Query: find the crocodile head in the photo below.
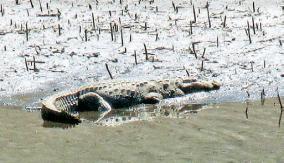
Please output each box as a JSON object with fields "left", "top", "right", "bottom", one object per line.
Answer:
{"left": 177, "top": 77, "right": 221, "bottom": 93}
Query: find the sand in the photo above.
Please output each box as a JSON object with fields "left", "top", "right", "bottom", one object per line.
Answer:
{"left": 0, "top": 0, "right": 282, "bottom": 103}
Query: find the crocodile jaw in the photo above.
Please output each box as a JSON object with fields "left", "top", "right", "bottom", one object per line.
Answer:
{"left": 179, "top": 81, "right": 221, "bottom": 93}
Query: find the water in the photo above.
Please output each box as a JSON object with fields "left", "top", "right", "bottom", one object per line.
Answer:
{"left": 0, "top": 98, "right": 284, "bottom": 162}
{"left": 78, "top": 103, "right": 204, "bottom": 126}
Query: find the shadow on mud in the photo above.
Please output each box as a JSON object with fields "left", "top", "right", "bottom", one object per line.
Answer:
{"left": 42, "top": 121, "right": 76, "bottom": 129}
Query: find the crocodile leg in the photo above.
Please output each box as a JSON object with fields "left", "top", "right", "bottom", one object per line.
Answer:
{"left": 169, "top": 88, "right": 185, "bottom": 97}
{"left": 142, "top": 92, "right": 163, "bottom": 104}
{"left": 78, "top": 92, "right": 112, "bottom": 122}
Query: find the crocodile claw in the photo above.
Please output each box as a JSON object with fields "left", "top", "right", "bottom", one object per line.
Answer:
{"left": 143, "top": 92, "right": 163, "bottom": 104}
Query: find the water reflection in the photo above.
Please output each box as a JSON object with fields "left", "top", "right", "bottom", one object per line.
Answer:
{"left": 42, "top": 103, "right": 205, "bottom": 128}
{"left": 87, "top": 103, "right": 205, "bottom": 126}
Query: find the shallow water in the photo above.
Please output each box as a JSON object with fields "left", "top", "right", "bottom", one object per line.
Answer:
{"left": 1, "top": 98, "right": 284, "bottom": 162}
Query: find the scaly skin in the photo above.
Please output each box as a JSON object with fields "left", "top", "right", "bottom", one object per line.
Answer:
{"left": 41, "top": 77, "right": 221, "bottom": 124}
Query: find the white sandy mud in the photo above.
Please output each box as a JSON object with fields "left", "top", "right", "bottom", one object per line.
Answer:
{"left": 0, "top": 0, "right": 283, "bottom": 105}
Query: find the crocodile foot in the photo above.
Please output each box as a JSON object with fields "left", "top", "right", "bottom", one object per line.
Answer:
{"left": 78, "top": 92, "right": 112, "bottom": 122}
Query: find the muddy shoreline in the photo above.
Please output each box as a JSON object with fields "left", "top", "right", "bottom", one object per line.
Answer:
{"left": 0, "top": 0, "right": 282, "bottom": 103}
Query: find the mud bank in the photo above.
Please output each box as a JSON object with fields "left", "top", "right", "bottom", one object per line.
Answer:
{"left": 0, "top": 0, "right": 282, "bottom": 105}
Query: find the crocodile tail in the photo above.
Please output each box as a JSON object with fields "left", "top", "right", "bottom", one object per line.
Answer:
{"left": 41, "top": 96, "right": 81, "bottom": 124}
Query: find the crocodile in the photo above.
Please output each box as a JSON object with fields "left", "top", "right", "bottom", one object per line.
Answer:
{"left": 41, "top": 77, "right": 221, "bottom": 124}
